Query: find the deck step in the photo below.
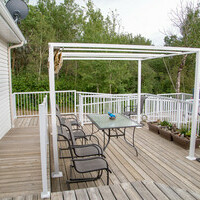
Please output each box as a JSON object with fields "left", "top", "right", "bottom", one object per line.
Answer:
{"left": 51, "top": 181, "right": 200, "bottom": 200}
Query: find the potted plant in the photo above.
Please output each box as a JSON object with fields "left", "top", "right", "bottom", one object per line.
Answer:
{"left": 147, "top": 120, "right": 161, "bottom": 134}
{"left": 172, "top": 125, "right": 200, "bottom": 149}
{"left": 158, "top": 121, "right": 173, "bottom": 141}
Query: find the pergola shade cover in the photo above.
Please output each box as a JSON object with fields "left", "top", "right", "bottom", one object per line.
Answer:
{"left": 48, "top": 43, "right": 200, "bottom": 177}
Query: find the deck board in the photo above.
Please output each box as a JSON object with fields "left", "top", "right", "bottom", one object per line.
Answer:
{"left": 50, "top": 181, "right": 200, "bottom": 200}
{"left": 0, "top": 126, "right": 43, "bottom": 198}
{"left": 1, "top": 117, "right": 200, "bottom": 199}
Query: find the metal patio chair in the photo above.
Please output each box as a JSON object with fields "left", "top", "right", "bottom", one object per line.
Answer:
{"left": 60, "top": 122, "right": 111, "bottom": 186}
{"left": 56, "top": 104, "right": 82, "bottom": 129}
{"left": 57, "top": 113, "right": 102, "bottom": 158}
{"left": 56, "top": 108, "right": 99, "bottom": 142}
{"left": 58, "top": 122, "right": 104, "bottom": 158}
{"left": 123, "top": 96, "right": 147, "bottom": 118}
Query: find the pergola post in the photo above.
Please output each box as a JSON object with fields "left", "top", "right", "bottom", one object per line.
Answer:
{"left": 187, "top": 51, "right": 200, "bottom": 160}
{"left": 49, "top": 44, "right": 63, "bottom": 177}
{"left": 137, "top": 60, "right": 141, "bottom": 124}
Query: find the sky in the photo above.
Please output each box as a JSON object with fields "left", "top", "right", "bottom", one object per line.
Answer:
{"left": 31, "top": 0, "right": 199, "bottom": 46}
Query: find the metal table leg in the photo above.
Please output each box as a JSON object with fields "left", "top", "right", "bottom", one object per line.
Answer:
{"left": 102, "top": 129, "right": 110, "bottom": 151}
{"left": 124, "top": 127, "right": 138, "bottom": 156}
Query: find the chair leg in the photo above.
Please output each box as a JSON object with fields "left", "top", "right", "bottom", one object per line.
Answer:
{"left": 66, "top": 170, "right": 103, "bottom": 185}
{"left": 59, "top": 147, "right": 71, "bottom": 159}
{"left": 107, "top": 170, "right": 109, "bottom": 185}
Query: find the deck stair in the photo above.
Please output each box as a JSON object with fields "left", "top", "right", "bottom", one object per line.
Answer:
{"left": 2, "top": 180, "right": 200, "bottom": 200}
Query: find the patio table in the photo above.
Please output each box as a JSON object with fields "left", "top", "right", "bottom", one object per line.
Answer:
{"left": 86, "top": 113, "right": 142, "bottom": 156}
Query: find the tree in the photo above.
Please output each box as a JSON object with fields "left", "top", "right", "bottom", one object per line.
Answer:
{"left": 164, "top": 2, "right": 200, "bottom": 93}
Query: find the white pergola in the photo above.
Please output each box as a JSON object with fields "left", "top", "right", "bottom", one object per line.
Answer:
{"left": 48, "top": 43, "right": 200, "bottom": 177}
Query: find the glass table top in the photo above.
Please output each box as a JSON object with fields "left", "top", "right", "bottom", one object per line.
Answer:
{"left": 87, "top": 114, "right": 141, "bottom": 130}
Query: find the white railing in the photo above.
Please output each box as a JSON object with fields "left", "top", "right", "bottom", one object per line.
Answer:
{"left": 13, "top": 90, "right": 198, "bottom": 130}
{"left": 78, "top": 93, "right": 145, "bottom": 125}
{"left": 158, "top": 93, "right": 192, "bottom": 101}
{"left": 13, "top": 90, "right": 76, "bottom": 117}
{"left": 145, "top": 95, "right": 191, "bottom": 128}
{"left": 39, "top": 95, "right": 50, "bottom": 199}
{"left": 78, "top": 92, "right": 198, "bottom": 129}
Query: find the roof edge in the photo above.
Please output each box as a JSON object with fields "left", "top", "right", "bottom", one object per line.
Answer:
{"left": 0, "top": 1, "right": 26, "bottom": 44}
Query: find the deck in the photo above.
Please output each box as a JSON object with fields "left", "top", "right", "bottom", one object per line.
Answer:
{"left": 52, "top": 121, "right": 200, "bottom": 195}
{"left": 0, "top": 125, "right": 42, "bottom": 198}
{"left": 51, "top": 181, "right": 200, "bottom": 200}
{"left": 1, "top": 116, "right": 200, "bottom": 199}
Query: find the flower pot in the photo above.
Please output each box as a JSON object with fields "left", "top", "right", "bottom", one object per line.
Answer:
{"left": 172, "top": 134, "right": 200, "bottom": 150}
{"left": 147, "top": 122, "right": 159, "bottom": 134}
{"left": 158, "top": 127, "right": 173, "bottom": 141}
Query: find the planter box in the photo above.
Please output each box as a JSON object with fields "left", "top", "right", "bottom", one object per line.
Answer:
{"left": 147, "top": 122, "right": 159, "bottom": 134}
{"left": 172, "top": 134, "right": 200, "bottom": 150}
{"left": 158, "top": 127, "right": 173, "bottom": 141}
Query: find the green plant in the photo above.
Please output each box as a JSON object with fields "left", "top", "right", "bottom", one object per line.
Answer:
{"left": 185, "top": 130, "right": 191, "bottom": 137}
{"left": 179, "top": 125, "right": 191, "bottom": 137}
{"left": 168, "top": 123, "right": 173, "bottom": 130}
{"left": 180, "top": 126, "right": 188, "bottom": 135}
{"left": 160, "top": 120, "right": 169, "bottom": 126}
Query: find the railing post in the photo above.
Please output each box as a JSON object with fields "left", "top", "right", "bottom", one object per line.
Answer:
{"left": 39, "top": 100, "right": 50, "bottom": 199}
{"left": 127, "top": 96, "right": 130, "bottom": 112}
{"left": 74, "top": 90, "right": 77, "bottom": 115}
{"left": 157, "top": 97, "right": 159, "bottom": 120}
{"left": 97, "top": 97, "right": 99, "bottom": 114}
{"left": 177, "top": 101, "right": 181, "bottom": 129}
{"left": 79, "top": 94, "right": 83, "bottom": 126}
{"left": 12, "top": 93, "right": 17, "bottom": 121}
{"left": 118, "top": 97, "right": 121, "bottom": 113}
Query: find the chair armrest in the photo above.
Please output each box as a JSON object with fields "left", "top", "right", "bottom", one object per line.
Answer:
{"left": 84, "top": 135, "right": 100, "bottom": 145}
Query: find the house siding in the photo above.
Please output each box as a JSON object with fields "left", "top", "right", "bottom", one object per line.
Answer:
{"left": 0, "top": 39, "right": 11, "bottom": 139}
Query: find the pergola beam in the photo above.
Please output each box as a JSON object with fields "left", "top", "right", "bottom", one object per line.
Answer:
{"left": 62, "top": 52, "right": 165, "bottom": 58}
{"left": 50, "top": 42, "right": 198, "bottom": 52}
{"left": 61, "top": 48, "right": 184, "bottom": 54}
{"left": 62, "top": 58, "right": 141, "bottom": 61}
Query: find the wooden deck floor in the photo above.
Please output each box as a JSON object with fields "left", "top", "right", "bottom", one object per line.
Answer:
{"left": 2, "top": 116, "right": 200, "bottom": 199}
{"left": 51, "top": 123, "right": 200, "bottom": 196}
{"left": 51, "top": 180, "right": 200, "bottom": 200}
{"left": 0, "top": 126, "right": 42, "bottom": 198}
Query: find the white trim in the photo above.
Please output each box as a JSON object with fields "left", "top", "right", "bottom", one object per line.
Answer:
{"left": 8, "top": 42, "right": 24, "bottom": 127}
{"left": 0, "top": 1, "right": 26, "bottom": 43}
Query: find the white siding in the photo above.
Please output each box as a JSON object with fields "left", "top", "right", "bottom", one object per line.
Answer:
{"left": 0, "top": 39, "right": 11, "bottom": 139}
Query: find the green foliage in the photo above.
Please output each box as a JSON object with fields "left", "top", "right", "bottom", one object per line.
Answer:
{"left": 179, "top": 125, "right": 191, "bottom": 137}
{"left": 12, "top": 0, "right": 196, "bottom": 95}
{"left": 163, "top": 3, "right": 200, "bottom": 93}
{"left": 160, "top": 120, "right": 170, "bottom": 126}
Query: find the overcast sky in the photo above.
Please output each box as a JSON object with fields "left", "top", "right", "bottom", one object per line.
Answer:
{"left": 31, "top": 0, "right": 199, "bottom": 45}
